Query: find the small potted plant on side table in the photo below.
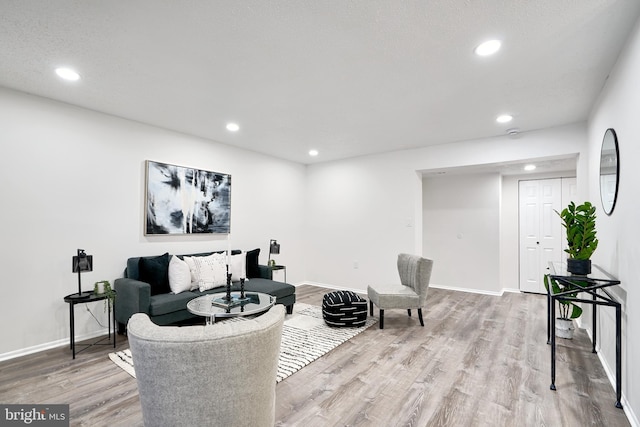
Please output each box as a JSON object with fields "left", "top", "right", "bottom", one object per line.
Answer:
{"left": 94, "top": 280, "right": 116, "bottom": 312}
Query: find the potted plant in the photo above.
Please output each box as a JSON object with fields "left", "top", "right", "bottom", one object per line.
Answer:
{"left": 544, "top": 274, "right": 583, "bottom": 339}
{"left": 557, "top": 201, "right": 598, "bottom": 275}
{"left": 94, "top": 280, "right": 116, "bottom": 312}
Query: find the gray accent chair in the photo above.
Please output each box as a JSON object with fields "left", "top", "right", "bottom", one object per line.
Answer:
{"left": 128, "top": 305, "right": 285, "bottom": 427}
{"left": 367, "top": 254, "right": 433, "bottom": 329}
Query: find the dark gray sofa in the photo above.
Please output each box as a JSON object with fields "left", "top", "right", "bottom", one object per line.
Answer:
{"left": 114, "top": 250, "right": 295, "bottom": 333}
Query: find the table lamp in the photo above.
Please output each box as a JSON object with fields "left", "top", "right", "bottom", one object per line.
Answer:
{"left": 69, "top": 249, "right": 93, "bottom": 300}
{"left": 268, "top": 239, "right": 280, "bottom": 266}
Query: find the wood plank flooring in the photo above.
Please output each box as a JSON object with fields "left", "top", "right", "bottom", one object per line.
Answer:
{"left": 0, "top": 285, "right": 629, "bottom": 426}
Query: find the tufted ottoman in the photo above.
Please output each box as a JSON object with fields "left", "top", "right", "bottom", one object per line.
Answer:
{"left": 322, "top": 291, "right": 368, "bottom": 327}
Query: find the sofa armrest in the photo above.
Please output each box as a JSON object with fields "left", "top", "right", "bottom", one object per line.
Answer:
{"left": 257, "top": 265, "right": 273, "bottom": 280}
{"left": 114, "top": 277, "right": 152, "bottom": 326}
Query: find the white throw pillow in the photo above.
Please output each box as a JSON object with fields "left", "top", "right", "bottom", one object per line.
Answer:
{"left": 191, "top": 253, "right": 227, "bottom": 291}
{"left": 230, "top": 252, "right": 246, "bottom": 281}
{"left": 182, "top": 256, "right": 199, "bottom": 290}
{"left": 168, "top": 256, "right": 192, "bottom": 294}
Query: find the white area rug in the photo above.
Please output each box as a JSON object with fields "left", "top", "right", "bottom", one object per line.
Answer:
{"left": 109, "top": 303, "right": 377, "bottom": 383}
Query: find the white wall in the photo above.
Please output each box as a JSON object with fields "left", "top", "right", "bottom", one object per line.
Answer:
{"left": 305, "top": 122, "right": 588, "bottom": 294}
{"left": 423, "top": 173, "right": 501, "bottom": 293}
{"left": 304, "top": 158, "right": 422, "bottom": 289}
{"left": 0, "top": 88, "right": 307, "bottom": 358}
{"left": 588, "top": 17, "right": 640, "bottom": 424}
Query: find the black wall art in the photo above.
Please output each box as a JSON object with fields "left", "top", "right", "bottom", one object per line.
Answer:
{"left": 145, "top": 160, "right": 231, "bottom": 235}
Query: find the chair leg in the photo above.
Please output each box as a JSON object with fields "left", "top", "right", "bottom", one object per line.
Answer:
{"left": 418, "top": 308, "right": 424, "bottom": 326}
{"left": 407, "top": 309, "right": 412, "bottom": 317}
{"left": 379, "top": 309, "right": 384, "bottom": 329}
{"left": 369, "top": 300, "right": 373, "bottom": 316}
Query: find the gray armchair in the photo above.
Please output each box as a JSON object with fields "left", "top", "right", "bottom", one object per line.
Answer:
{"left": 127, "top": 305, "right": 285, "bottom": 427}
{"left": 367, "top": 254, "right": 433, "bottom": 329}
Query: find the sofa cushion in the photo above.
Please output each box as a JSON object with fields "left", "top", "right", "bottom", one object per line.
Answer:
{"left": 243, "top": 277, "right": 293, "bottom": 299}
{"left": 246, "top": 248, "right": 260, "bottom": 278}
{"left": 148, "top": 291, "right": 199, "bottom": 317}
{"left": 139, "top": 253, "right": 171, "bottom": 296}
{"left": 192, "top": 285, "right": 227, "bottom": 297}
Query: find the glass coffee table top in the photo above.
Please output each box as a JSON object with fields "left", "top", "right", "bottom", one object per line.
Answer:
{"left": 187, "top": 292, "right": 275, "bottom": 324}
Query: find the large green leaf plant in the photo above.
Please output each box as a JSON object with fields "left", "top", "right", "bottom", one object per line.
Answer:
{"left": 558, "top": 201, "right": 598, "bottom": 260}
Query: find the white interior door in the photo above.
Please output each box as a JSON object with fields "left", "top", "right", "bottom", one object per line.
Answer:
{"left": 519, "top": 179, "right": 562, "bottom": 293}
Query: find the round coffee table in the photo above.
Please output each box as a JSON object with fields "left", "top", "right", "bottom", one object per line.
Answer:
{"left": 187, "top": 292, "right": 275, "bottom": 324}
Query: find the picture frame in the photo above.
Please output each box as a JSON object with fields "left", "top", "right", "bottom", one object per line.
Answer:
{"left": 145, "top": 160, "right": 231, "bottom": 235}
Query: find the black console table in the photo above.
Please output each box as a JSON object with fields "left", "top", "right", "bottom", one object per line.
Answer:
{"left": 547, "top": 262, "right": 622, "bottom": 408}
{"left": 63, "top": 291, "right": 116, "bottom": 359}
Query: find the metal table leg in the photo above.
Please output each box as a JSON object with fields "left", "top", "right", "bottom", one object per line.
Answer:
{"left": 70, "top": 302, "right": 76, "bottom": 359}
{"left": 616, "top": 304, "right": 622, "bottom": 408}
{"left": 550, "top": 295, "right": 556, "bottom": 391}
{"left": 592, "top": 291, "right": 597, "bottom": 353}
{"left": 547, "top": 289, "right": 551, "bottom": 344}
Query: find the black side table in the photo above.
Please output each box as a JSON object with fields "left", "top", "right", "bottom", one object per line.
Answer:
{"left": 63, "top": 291, "right": 116, "bottom": 359}
{"left": 270, "top": 265, "right": 287, "bottom": 283}
{"left": 547, "top": 262, "right": 622, "bottom": 408}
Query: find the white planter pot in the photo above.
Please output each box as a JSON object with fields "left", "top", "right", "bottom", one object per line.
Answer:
{"left": 96, "top": 282, "right": 105, "bottom": 294}
{"left": 555, "top": 318, "right": 574, "bottom": 339}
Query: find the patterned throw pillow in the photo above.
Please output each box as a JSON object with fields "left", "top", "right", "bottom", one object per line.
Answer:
{"left": 190, "top": 253, "right": 227, "bottom": 292}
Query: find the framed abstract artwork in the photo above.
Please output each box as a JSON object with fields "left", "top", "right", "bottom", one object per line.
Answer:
{"left": 145, "top": 160, "right": 231, "bottom": 235}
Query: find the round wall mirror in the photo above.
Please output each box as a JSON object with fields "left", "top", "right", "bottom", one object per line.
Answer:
{"left": 599, "top": 128, "right": 619, "bottom": 215}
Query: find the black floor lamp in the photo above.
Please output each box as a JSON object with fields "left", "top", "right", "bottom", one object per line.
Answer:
{"left": 69, "top": 249, "right": 93, "bottom": 300}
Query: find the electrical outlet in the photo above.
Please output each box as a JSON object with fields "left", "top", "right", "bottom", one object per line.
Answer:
{"left": 353, "top": 261, "right": 359, "bottom": 269}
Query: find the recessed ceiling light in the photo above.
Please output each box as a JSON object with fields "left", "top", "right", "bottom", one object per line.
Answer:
{"left": 524, "top": 164, "right": 536, "bottom": 171}
{"left": 475, "top": 40, "right": 502, "bottom": 56}
{"left": 496, "top": 114, "right": 513, "bottom": 123}
{"left": 309, "top": 149, "right": 319, "bottom": 157}
{"left": 226, "top": 123, "right": 239, "bottom": 132}
{"left": 55, "top": 67, "right": 80, "bottom": 81}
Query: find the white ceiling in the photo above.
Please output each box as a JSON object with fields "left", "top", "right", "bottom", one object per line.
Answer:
{"left": 1, "top": 1, "right": 639, "bottom": 165}
{"left": 420, "top": 154, "right": 578, "bottom": 177}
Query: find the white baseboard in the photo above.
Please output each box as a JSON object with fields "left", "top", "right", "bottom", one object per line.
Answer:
{"left": 590, "top": 337, "right": 638, "bottom": 427}
{"left": 429, "top": 283, "right": 504, "bottom": 296}
{"left": 0, "top": 328, "right": 111, "bottom": 362}
{"left": 298, "top": 281, "right": 519, "bottom": 297}
{"left": 298, "top": 281, "right": 367, "bottom": 296}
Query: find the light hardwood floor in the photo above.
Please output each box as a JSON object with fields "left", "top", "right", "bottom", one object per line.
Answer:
{"left": 0, "top": 285, "right": 629, "bottom": 426}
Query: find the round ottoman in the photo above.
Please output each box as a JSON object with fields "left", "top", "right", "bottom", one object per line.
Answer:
{"left": 322, "top": 290, "right": 368, "bottom": 327}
